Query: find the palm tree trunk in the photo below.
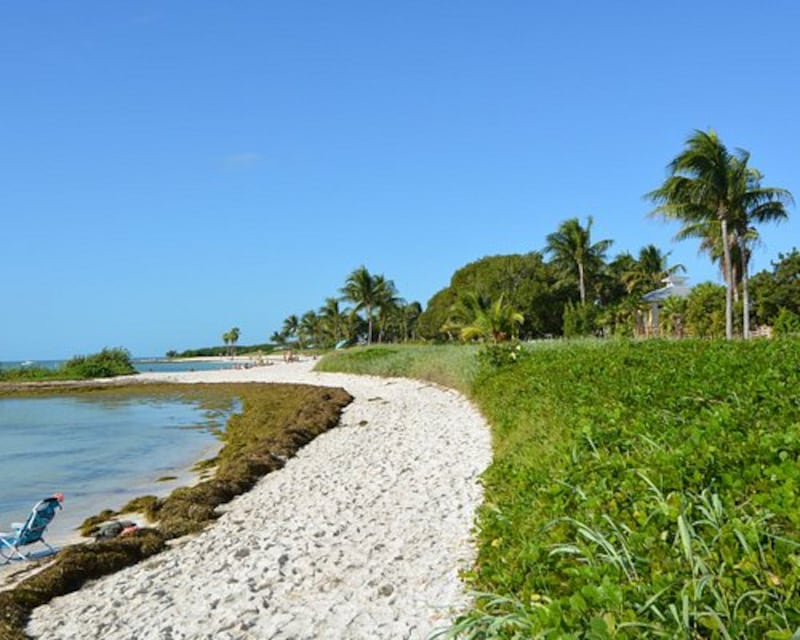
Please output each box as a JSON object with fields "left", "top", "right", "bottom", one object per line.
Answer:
{"left": 578, "top": 261, "right": 586, "bottom": 304}
{"left": 366, "top": 304, "right": 373, "bottom": 345}
{"left": 742, "top": 249, "right": 751, "bottom": 340}
{"left": 720, "top": 216, "right": 734, "bottom": 340}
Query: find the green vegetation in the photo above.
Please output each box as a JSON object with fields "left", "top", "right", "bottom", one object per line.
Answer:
{"left": 272, "top": 265, "right": 422, "bottom": 349}
{"left": 319, "top": 340, "right": 800, "bottom": 638}
{"left": 263, "top": 129, "right": 792, "bottom": 347}
{"left": 315, "top": 343, "right": 478, "bottom": 395}
{"left": 545, "top": 216, "right": 613, "bottom": 306}
{"left": 751, "top": 250, "right": 800, "bottom": 329}
{"left": 0, "top": 348, "right": 136, "bottom": 382}
{"left": 648, "top": 129, "right": 793, "bottom": 340}
{"left": 167, "top": 342, "right": 275, "bottom": 358}
{"left": 0, "top": 382, "right": 352, "bottom": 640}
{"left": 221, "top": 326, "right": 241, "bottom": 357}
{"left": 417, "top": 253, "right": 564, "bottom": 341}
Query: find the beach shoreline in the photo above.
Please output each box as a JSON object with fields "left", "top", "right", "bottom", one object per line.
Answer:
{"left": 0, "top": 427, "right": 224, "bottom": 591}
{"left": 16, "top": 357, "right": 492, "bottom": 639}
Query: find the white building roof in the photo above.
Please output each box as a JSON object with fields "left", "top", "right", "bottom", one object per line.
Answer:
{"left": 642, "top": 275, "right": 692, "bottom": 303}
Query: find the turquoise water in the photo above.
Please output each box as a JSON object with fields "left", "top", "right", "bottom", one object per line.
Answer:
{"left": 1, "top": 358, "right": 244, "bottom": 373}
{"left": 0, "top": 394, "right": 234, "bottom": 543}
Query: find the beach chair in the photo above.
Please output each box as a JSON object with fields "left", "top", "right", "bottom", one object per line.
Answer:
{"left": 0, "top": 494, "right": 63, "bottom": 563}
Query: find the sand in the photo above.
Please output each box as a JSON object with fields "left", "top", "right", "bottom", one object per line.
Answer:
{"left": 24, "top": 358, "right": 492, "bottom": 639}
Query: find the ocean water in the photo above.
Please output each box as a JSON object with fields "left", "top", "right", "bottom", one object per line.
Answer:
{"left": 0, "top": 393, "right": 235, "bottom": 543}
{"left": 1, "top": 358, "right": 244, "bottom": 373}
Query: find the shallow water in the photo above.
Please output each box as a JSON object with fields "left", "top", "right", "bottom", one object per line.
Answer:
{"left": 1, "top": 358, "right": 245, "bottom": 373}
{"left": 0, "top": 394, "right": 233, "bottom": 543}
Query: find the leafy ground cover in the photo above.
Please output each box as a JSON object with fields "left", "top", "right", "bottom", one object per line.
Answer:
{"left": 318, "top": 340, "right": 800, "bottom": 638}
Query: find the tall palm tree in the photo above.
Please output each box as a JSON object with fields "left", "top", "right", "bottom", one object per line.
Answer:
{"left": 373, "top": 274, "right": 402, "bottom": 343}
{"left": 730, "top": 167, "right": 792, "bottom": 337}
{"left": 229, "top": 327, "right": 240, "bottom": 357}
{"left": 298, "top": 311, "right": 321, "bottom": 348}
{"left": 648, "top": 129, "right": 792, "bottom": 339}
{"left": 221, "top": 331, "right": 231, "bottom": 356}
{"left": 281, "top": 314, "right": 299, "bottom": 343}
{"left": 341, "top": 266, "right": 383, "bottom": 344}
{"left": 319, "top": 297, "right": 349, "bottom": 346}
{"left": 400, "top": 301, "right": 423, "bottom": 342}
{"left": 545, "top": 216, "right": 613, "bottom": 304}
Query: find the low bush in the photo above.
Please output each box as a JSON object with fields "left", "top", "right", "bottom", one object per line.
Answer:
{"left": 61, "top": 347, "right": 136, "bottom": 378}
{"left": 0, "top": 348, "right": 135, "bottom": 383}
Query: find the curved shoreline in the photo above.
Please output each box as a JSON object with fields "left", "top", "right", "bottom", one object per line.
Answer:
{"left": 26, "top": 359, "right": 492, "bottom": 639}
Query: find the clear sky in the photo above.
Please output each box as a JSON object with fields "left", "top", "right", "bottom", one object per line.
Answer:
{"left": 3, "top": 2, "right": 799, "bottom": 360}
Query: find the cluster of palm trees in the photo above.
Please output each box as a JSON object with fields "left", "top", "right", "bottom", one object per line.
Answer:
{"left": 511, "top": 130, "right": 792, "bottom": 340}
{"left": 648, "top": 129, "right": 793, "bottom": 339}
{"left": 271, "top": 266, "right": 422, "bottom": 349}
{"left": 221, "top": 327, "right": 240, "bottom": 356}
{"left": 269, "top": 130, "right": 791, "bottom": 347}
{"left": 543, "top": 220, "right": 685, "bottom": 306}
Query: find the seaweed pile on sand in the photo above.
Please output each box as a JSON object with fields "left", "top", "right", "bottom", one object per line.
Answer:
{"left": 0, "top": 383, "right": 352, "bottom": 640}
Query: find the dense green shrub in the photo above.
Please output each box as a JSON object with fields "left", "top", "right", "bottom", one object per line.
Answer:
{"left": 562, "top": 301, "right": 597, "bottom": 337}
{"left": 0, "top": 348, "right": 136, "bottom": 382}
{"left": 774, "top": 308, "right": 800, "bottom": 336}
{"left": 685, "top": 283, "right": 727, "bottom": 338}
{"left": 61, "top": 347, "right": 136, "bottom": 378}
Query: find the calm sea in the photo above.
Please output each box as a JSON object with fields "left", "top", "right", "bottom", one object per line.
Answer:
{"left": 2, "top": 358, "right": 243, "bottom": 373}
{"left": 0, "top": 392, "right": 235, "bottom": 544}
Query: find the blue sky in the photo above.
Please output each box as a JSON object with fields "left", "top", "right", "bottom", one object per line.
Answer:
{"left": 3, "top": 2, "right": 799, "bottom": 359}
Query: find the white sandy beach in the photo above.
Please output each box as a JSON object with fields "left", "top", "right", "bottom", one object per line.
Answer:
{"left": 23, "top": 358, "right": 492, "bottom": 639}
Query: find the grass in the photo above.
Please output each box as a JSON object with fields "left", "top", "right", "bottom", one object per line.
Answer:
{"left": 319, "top": 339, "right": 800, "bottom": 639}
{"left": 315, "top": 343, "right": 480, "bottom": 394}
{"left": 0, "top": 382, "right": 352, "bottom": 640}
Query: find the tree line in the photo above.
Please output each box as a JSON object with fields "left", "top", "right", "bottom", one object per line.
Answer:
{"left": 271, "top": 129, "right": 794, "bottom": 347}
{"left": 271, "top": 266, "right": 423, "bottom": 349}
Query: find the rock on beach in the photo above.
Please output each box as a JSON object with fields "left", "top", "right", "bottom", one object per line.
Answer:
{"left": 27, "top": 359, "right": 492, "bottom": 639}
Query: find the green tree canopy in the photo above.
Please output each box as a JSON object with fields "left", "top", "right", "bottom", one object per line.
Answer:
{"left": 544, "top": 216, "right": 612, "bottom": 304}
{"left": 417, "top": 252, "right": 563, "bottom": 340}
{"left": 750, "top": 249, "right": 800, "bottom": 326}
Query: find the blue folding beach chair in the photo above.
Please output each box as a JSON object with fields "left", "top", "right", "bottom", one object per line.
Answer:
{"left": 0, "top": 494, "right": 63, "bottom": 563}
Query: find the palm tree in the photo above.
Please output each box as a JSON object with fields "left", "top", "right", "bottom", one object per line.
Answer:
{"left": 730, "top": 167, "right": 792, "bottom": 338}
{"left": 221, "top": 331, "right": 231, "bottom": 356}
{"left": 622, "top": 245, "right": 685, "bottom": 296}
{"left": 545, "top": 217, "right": 613, "bottom": 304}
{"left": 444, "top": 292, "right": 524, "bottom": 343}
{"left": 341, "top": 266, "right": 383, "bottom": 344}
{"left": 319, "top": 297, "right": 349, "bottom": 346}
{"left": 229, "top": 327, "right": 240, "bottom": 357}
{"left": 270, "top": 330, "right": 287, "bottom": 347}
{"left": 373, "top": 274, "right": 403, "bottom": 343}
{"left": 648, "top": 130, "right": 792, "bottom": 339}
{"left": 400, "top": 301, "right": 423, "bottom": 342}
{"left": 298, "top": 311, "right": 321, "bottom": 348}
{"left": 281, "top": 314, "right": 299, "bottom": 343}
